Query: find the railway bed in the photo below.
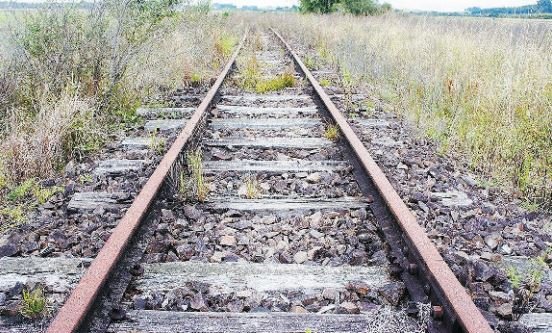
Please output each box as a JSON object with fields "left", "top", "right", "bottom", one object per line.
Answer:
{"left": 2, "top": 29, "right": 543, "bottom": 333}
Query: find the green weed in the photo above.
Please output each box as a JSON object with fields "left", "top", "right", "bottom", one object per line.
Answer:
{"left": 304, "top": 56, "right": 317, "bottom": 70}
{"left": 148, "top": 130, "right": 165, "bottom": 154}
{"left": 20, "top": 288, "right": 49, "bottom": 319}
{"left": 190, "top": 73, "right": 203, "bottom": 86}
{"left": 254, "top": 73, "right": 295, "bottom": 93}
{"left": 7, "top": 179, "right": 37, "bottom": 202}
{"left": 187, "top": 149, "right": 208, "bottom": 202}
{"left": 506, "top": 266, "right": 522, "bottom": 289}
{"left": 215, "top": 34, "right": 236, "bottom": 59}
{"left": 324, "top": 123, "right": 341, "bottom": 141}
{"left": 78, "top": 174, "right": 93, "bottom": 184}
{"left": 240, "top": 54, "right": 261, "bottom": 90}
{"left": 319, "top": 78, "right": 331, "bottom": 87}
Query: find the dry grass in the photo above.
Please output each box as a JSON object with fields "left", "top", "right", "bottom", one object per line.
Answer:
{"left": 0, "top": 6, "right": 243, "bottom": 232}
{"left": 256, "top": 13, "right": 552, "bottom": 207}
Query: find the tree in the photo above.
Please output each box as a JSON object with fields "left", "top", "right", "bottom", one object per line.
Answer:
{"left": 537, "top": 0, "right": 552, "bottom": 13}
{"left": 299, "top": 0, "right": 340, "bottom": 14}
{"left": 341, "top": 0, "right": 379, "bottom": 15}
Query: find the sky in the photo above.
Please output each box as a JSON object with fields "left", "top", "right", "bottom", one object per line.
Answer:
{"left": 214, "top": 0, "right": 537, "bottom": 12}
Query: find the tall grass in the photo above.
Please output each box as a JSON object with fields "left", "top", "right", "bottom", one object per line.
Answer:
{"left": 0, "top": 4, "right": 243, "bottom": 228}
{"left": 260, "top": 13, "right": 552, "bottom": 207}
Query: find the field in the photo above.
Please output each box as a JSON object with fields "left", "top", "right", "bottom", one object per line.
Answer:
{"left": 259, "top": 13, "right": 552, "bottom": 206}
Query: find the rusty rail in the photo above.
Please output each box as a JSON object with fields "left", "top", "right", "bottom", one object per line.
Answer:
{"left": 271, "top": 28, "right": 493, "bottom": 333}
{"left": 45, "top": 30, "right": 248, "bottom": 333}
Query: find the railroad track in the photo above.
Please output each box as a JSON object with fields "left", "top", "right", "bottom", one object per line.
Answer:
{"left": 0, "top": 30, "right": 500, "bottom": 333}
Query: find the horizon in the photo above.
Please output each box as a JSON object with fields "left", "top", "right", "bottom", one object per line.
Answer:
{"left": 4, "top": 0, "right": 541, "bottom": 12}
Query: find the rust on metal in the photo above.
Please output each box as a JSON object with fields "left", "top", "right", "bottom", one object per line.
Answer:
{"left": 45, "top": 31, "right": 248, "bottom": 333}
{"left": 271, "top": 28, "right": 494, "bottom": 333}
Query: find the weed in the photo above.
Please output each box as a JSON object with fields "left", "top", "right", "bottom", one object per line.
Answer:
{"left": 178, "top": 171, "right": 187, "bottom": 198}
{"left": 303, "top": 56, "right": 317, "bottom": 70}
{"left": 324, "top": 123, "right": 340, "bottom": 141}
{"left": 7, "top": 179, "right": 37, "bottom": 202}
{"left": 20, "top": 288, "right": 49, "bottom": 319}
{"left": 243, "top": 174, "right": 260, "bottom": 199}
{"left": 240, "top": 54, "right": 261, "bottom": 90}
{"left": 506, "top": 265, "right": 522, "bottom": 289}
{"left": 190, "top": 73, "right": 203, "bottom": 86}
{"left": 254, "top": 73, "right": 295, "bottom": 93}
{"left": 33, "top": 186, "right": 62, "bottom": 205}
{"left": 78, "top": 174, "right": 93, "bottom": 184}
{"left": 187, "top": 149, "right": 208, "bottom": 202}
{"left": 148, "top": 130, "right": 165, "bottom": 154}
{"left": 0, "top": 172, "right": 6, "bottom": 191}
{"left": 215, "top": 34, "right": 236, "bottom": 60}
{"left": 319, "top": 78, "right": 331, "bottom": 87}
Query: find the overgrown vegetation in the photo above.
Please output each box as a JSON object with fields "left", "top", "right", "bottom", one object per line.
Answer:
{"left": 266, "top": 13, "right": 552, "bottom": 208}
{"left": 238, "top": 54, "right": 296, "bottom": 93}
{"left": 0, "top": 3, "right": 242, "bottom": 231}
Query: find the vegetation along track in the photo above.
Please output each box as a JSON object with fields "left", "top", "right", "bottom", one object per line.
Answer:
{"left": 1, "top": 29, "right": 520, "bottom": 333}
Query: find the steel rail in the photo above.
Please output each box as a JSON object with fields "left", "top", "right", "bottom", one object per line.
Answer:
{"left": 271, "top": 28, "right": 493, "bottom": 333}
{"left": 45, "top": 30, "right": 249, "bottom": 333}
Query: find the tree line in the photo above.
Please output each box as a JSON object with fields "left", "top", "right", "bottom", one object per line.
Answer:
{"left": 466, "top": 0, "right": 552, "bottom": 16}
{"left": 299, "top": 0, "right": 391, "bottom": 15}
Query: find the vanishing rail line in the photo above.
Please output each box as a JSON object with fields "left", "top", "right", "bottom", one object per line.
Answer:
{"left": 36, "top": 29, "right": 494, "bottom": 333}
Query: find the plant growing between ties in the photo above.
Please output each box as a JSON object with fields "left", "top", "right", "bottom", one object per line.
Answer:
{"left": 243, "top": 174, "right": 260, "bottom": 199}
{"left": 20, "top": 288, "right": 49, "bottom": 319}
{"left": 187, "top": 149, "right": 208, "bottom": 202}
{"left": 324, "top": 122, "right": 341, "bottom": 141}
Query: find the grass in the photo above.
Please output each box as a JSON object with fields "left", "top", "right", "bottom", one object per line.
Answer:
{"left": 324, "top": 123, "right": 341, "bottom": 141}
{"left": 20, "top": 288, "right": 49, "bottom": 319}
{"left": 254, "top": 73, "right": 295, "bottom": 93}
{"left": 261, "top": 13, "right": 552, "bottom": 208}
{"left": 243, "top": 174, "right": 260, "bottom": 199}
{"left": 187, "top": 149, "right": 208, "bottom": 202}
{"left": 0, "top": 6, "right": 243, "bottom": 233}
{"left": 148, "top": 130, "right": 165, "bottom": 154}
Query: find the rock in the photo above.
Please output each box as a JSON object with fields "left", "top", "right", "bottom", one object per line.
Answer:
{"left": 309, "top": 212, "right": 322, "bottom": 227}
{"left": 317, "top": 304, "right": 336, "bottom": 314}
{"left": 309, "top": 230, "right": 324, "bottom": 239}
{"left": 190, "top": 293, "right": 208, "bottom": 311}
{"left": 210, "top": 251, "right": 224, "bottom": 262}
{"left": 293, "top": 251, "right": 308, "bottom": 264}
{"left": 0, "top": 240, "right": 18, "bottom": 258}
{"left": 219, "top": 235, "right": 236, "bottom": 247}
{"left": 176, "top": 244, "right": 195, "bottom": 260}
{"left": 378, "top": 282, "right": 406, "bottom": 306}
{"left": 227, "top": 300, "right": 244, "bottom": 312}
{"left": 133, "top": 296, "right": 147, "bottom": 310}
{"left": 495, "top": 303, "right": 513, "bottom": 319}
{"left": 346, "top": 281, "right": 370, "bottom": 297}
{"left": 306, "top": 173, "right": 321, "bottom": 183}
{"left": 484, "top": 233, "right": 501, "bottom": 250}
{"left": 338, "top": 301, "right": 360, "bottom": 314}
{"left": 290, "top": 305, "right": 308, "bottom": 314}
{"left": 161, "top": 209, "right": 175, "bottom": 222}
{"left": 183, "top": 205, "right": 202, "bottom": 221}
{"left": 474, "top": 260, "right": 496, "bottom": 282}
{"left": 322, "top": 288, "right": 340, "bottom": 301}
